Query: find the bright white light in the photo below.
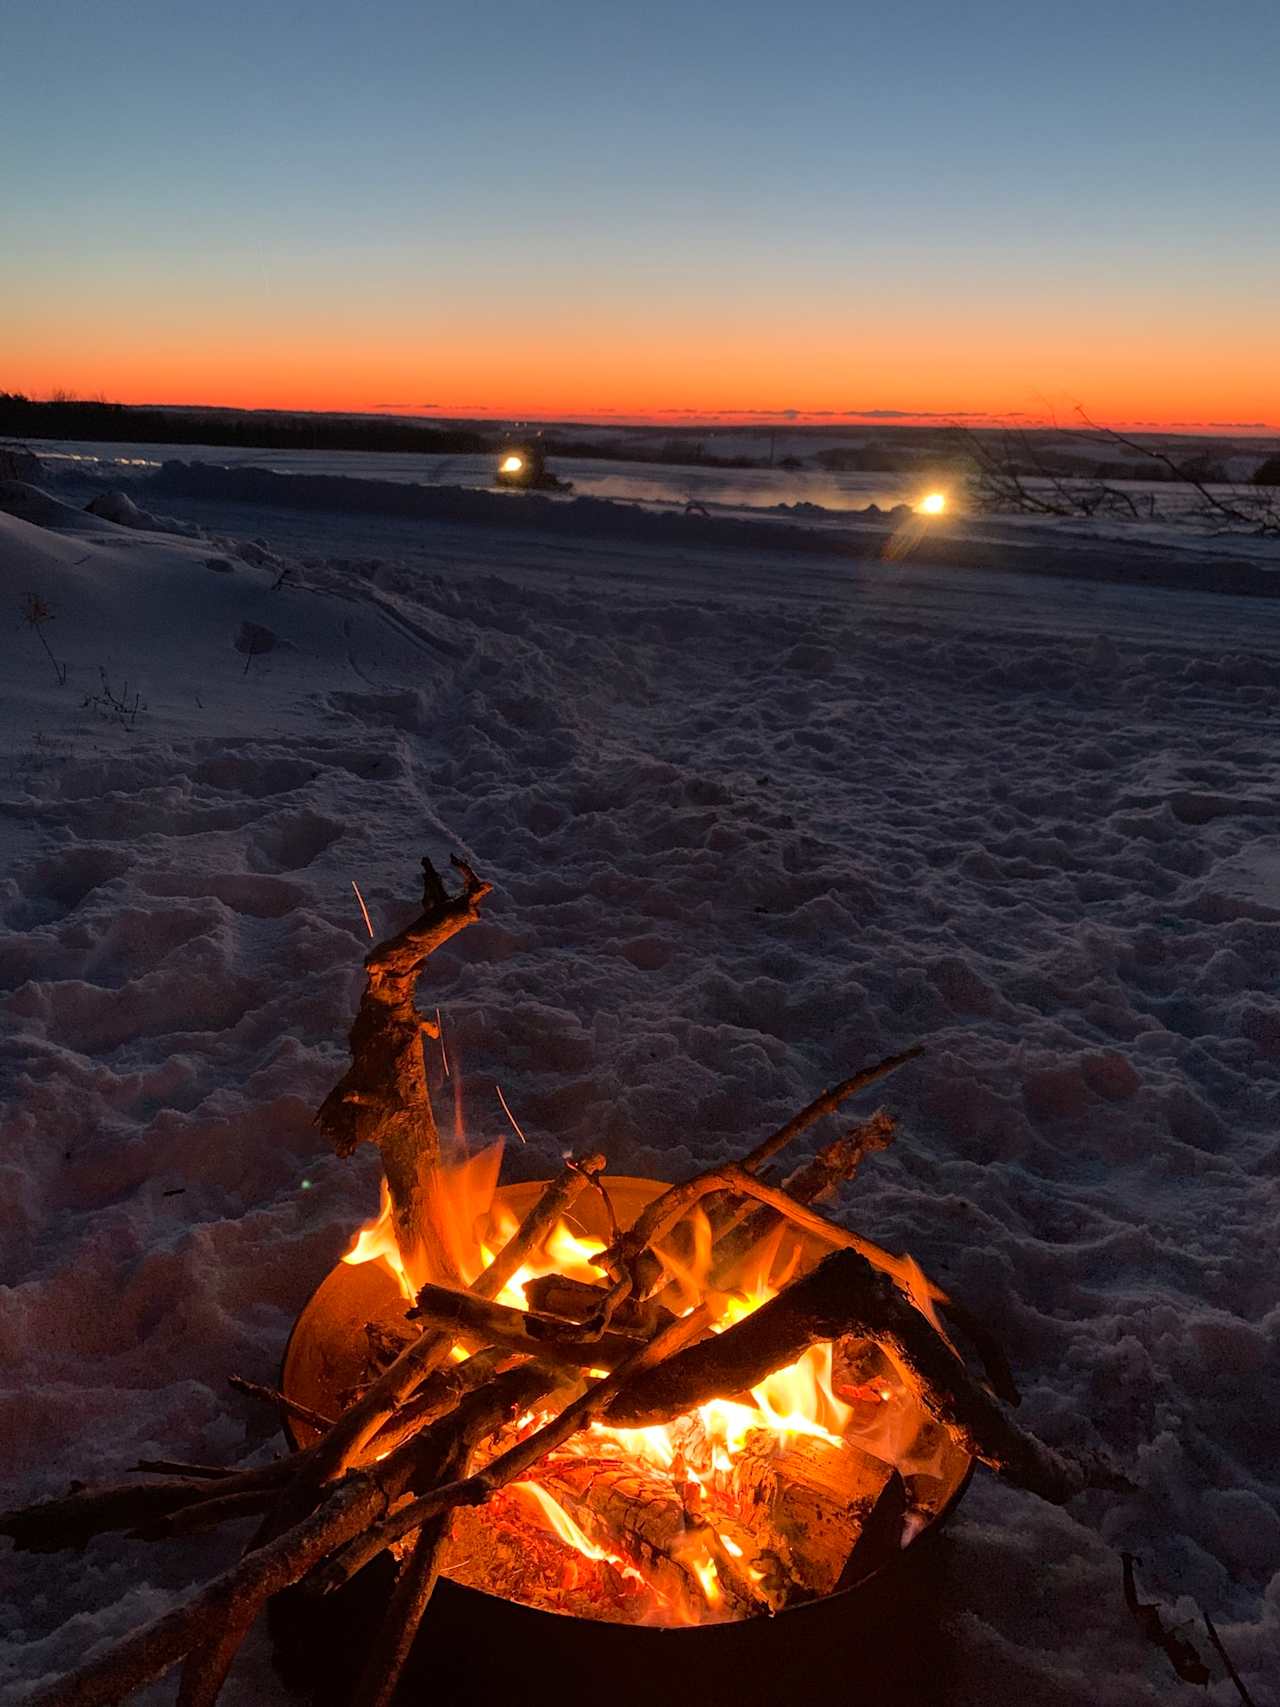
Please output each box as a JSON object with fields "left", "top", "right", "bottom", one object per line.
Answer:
{"left": 501, "top": 454, "right": 524, "bottom": 474}
{"left": 918, "top": 492, "right": 947, "bottom": 515}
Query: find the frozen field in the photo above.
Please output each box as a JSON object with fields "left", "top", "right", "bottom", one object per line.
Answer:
{"left": 1, "top": 468, "right": 1278, "bottom": 1703}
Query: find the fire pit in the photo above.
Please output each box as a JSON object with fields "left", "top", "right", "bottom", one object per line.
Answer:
{"left": 283, "top": 1169, "right": 972, "bottom": 1613}
{"left": 8, "top": 857, "right": 1106, "bottom": 1707}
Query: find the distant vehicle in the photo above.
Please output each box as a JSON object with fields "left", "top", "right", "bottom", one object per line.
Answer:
{"left": 495, "top": 443, "right": 573, "bottom": 493}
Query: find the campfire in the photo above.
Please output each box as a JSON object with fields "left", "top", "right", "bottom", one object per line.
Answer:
{"left": 5, "top": 857, "right": 1118, "bottom": 1707}
{"left": 286, "top": 1158, "right": 972, "bottom": 1630}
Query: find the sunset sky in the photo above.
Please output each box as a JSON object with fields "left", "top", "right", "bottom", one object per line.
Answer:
{"left": 4, "top": 0, "right": 1278, "bottom": 428}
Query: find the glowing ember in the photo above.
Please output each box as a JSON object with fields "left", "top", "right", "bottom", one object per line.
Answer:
{"left": 511, "top": 1481, "right": 649, "bottom": 1589}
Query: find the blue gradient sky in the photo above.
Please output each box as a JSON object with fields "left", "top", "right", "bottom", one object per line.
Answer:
{"left": 3, "top": 0, "right": 1277, "bottom": 424}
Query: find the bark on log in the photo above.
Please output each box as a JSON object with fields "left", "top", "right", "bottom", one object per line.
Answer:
{"left": 409, "top": 1282, "right": 642, "bottom": 1369}
{"left": 608, "top": 1248, "right": 1113, "bottom": 1505}
{"left": 315, "top": 855, "right": 491, "bottom": 1286}
{"left": 536, "top": 1458, "right": 762, "bottom": 1617}
{"left": 522, "top": 1274, "right": 676, "bottom": 1338}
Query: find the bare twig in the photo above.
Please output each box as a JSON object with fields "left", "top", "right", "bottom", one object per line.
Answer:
{"left": 1121, "top": 1553, "right": 1211, "bottom": 1686}
{"left": 1201, "top": 1606, "right": 1258, "bottom": 1707}
{"left": 229, "top": 1375, "right": 334, "bottom": 1434}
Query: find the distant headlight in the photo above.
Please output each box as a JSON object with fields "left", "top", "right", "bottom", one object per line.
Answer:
{"left": 500, "top": 454, "right": 524, "bottom": 474}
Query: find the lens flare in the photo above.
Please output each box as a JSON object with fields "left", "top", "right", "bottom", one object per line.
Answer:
{"left": 917, "top": 491, "right": 946, "bottom": 515}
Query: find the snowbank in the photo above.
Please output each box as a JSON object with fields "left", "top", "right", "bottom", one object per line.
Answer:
{"left": 143, "top": 461, "right": 1280, "bottom": 599}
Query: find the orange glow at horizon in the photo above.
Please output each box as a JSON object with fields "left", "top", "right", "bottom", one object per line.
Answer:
{"left": 6, "top": 305, "right": 1277, "bottom": 432}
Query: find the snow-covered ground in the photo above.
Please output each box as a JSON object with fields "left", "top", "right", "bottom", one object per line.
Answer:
{"left": 1, "top": 465, "right": 1278, "bottom": 1705}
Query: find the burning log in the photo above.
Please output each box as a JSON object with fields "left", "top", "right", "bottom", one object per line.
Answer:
{"left": 315, "top": 855, "right": 492, "bottom": 1285}
{"left": 409, "top": 1281, "right": 644, "bottom": 1368}
{"left": 312, "top": 1149, "right": 610, "bottom": 1482}
{"left": 523, "top": 1273, "right": 677, "bottom": 1337}
{"left": 707, "top": 1430, "right": 890, "bottom": 1598}
{"left": 444, "top": 1489, "right": 642, "bottom": 1620}
{"left": 607, "top": 1248, "right": 1117, "bottom": 1504}
{"left": 309, "top": 1304, "right": 717, "bottom": 1591}
{"left": 535, "top": 1458, "right": 764, "bottom": 1618}
{"left": 469, "top": 1151, "right": 606, "bottom": 1302}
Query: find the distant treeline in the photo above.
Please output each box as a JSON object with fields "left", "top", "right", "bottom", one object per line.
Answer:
{"left": 544, "top": 434, "right": 760, "bottom": 468}
{"left": 0, "top": 393, "right": 488, "bottom": 456}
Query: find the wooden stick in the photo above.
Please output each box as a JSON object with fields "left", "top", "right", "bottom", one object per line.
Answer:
{"left": 133, "top": 1462, "right": 239, "bottom": 1481}
{"left": 229, "top": 1375, "right": 334, "bottom": 1434}
{"left": 409, "top": 1282, "right": 642, "bottom": 1368}
{"left": 311, "top": 1305, "right": 714, "bottom": 1589}
{"left": 595, "top": 1049, "right": 923, "bottom": 1302}
{"left": 315, "top": 855, "right": 491, "bottom": 1285}
{"left": 349, "top": 1436, "right": 473, "bottom": 1707}
{"left": 607, "top": 1248, "right": 1118, "bottom": 1505}
{"left": 469, "top": 1152, "right": 605, "bottom": 1303}
{"left": 361, "top": 1348, "right": 507, "bottom": 1462}
{"left": 133, "top": 1490, "right": 274, "bottom": 1541}
{"left": 1, "top": 1464, "right": 293, "bottom": 1554}
{"left": 740, "top": 1046, "right": 923, "bottom": 1174}
{"left": 351, "top": 1503, "right": 456, "bottom": 1707}
{"left": 27, "top": 1367, "right": 555, "bottom": 1707}
{"left": 522, "top": 1274, "right": 676, "bottom": 1338}
{"left": 671, "top": 1112, "right": 897, "bottom": 1301}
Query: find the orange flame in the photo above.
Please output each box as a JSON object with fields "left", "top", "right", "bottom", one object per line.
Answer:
{"left": 341, "top": 1179, "right": 414, "bottom": 1302}
{"left": 342, "top": 1141, "right": 946, "bottom": 1624}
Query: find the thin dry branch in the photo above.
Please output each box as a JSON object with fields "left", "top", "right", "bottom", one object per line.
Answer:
{"left": 28, "top": 1367, "right": 556, "bottom": 1707}
{"left": 469, "top": 1151, "right": 605, "bottom": 1303}
{"left": 228, "top": 1375, "right": 334, "bottom": 1434}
